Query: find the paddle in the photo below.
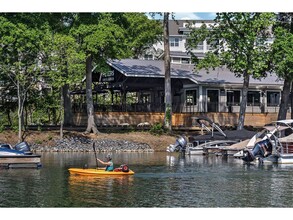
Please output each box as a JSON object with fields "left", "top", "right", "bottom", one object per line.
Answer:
{"left": 93, "top": 142, "right": 98, "bottom": 168}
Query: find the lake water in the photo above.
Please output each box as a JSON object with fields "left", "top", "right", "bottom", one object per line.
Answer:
{"left": 1, "top": 152, "right": 293, "bottom": 208}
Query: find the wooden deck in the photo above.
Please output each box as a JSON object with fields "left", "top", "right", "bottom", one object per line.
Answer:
{"left": 0, "top": 154, "right": 41, "bottom": 168}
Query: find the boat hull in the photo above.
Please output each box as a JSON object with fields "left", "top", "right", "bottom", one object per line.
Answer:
{"left": 277, "top": 154, "right": 293, "bottom": 164}
{"left": 248, "top": 154, "right": 293, "bottom": 164}
{"left": 68, "top": 168, "right": 135, "bottom": 175}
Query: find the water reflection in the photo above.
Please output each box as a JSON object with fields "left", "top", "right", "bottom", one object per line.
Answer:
{"left": 2, "top": 152, "right": 293, "bottom": 207}
{"left": 68, "top": 174, "right": 134, "bottom": 207}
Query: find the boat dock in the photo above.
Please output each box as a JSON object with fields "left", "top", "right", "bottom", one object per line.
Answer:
{"left": 0, "top": 154, "right": 42, "bottom": 168}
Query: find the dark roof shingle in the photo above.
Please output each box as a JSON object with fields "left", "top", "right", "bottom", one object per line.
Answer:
{"left": 108, "top": 59, "right": 283, "bottom": 86}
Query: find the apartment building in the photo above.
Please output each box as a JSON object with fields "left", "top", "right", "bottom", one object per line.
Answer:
{"left": 141, "top": 20, "right": 214, "bottom": 63}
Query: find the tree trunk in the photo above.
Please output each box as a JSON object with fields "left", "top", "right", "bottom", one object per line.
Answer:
{"left": 85, "top": 54, "right": 99, "bottom": 134}
{"left": 63, "top": 84, "right": 73, "bottom": 126}
{"left": 291, "top": 82, "right": 293, "bottom": 120}
{"left": 17, "top": 80, "right": 23, "bottom": 142}
{"left": 163, "top": 12, "right": 172, "bottom": 132}
{"left": 6, "top": 109, "right": 12, "bottom": 126}
{"left": 237, "top": 71, "right": 250, "bottom": 130}
{"left": 278, "top": 78, "right": 291, "bottom": 120}
{"left": 60, "top": 87, "right": 64, "bottom": 139}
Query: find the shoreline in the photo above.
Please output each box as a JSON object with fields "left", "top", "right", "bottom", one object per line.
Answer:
{"left": 0, "top": 129, "right": 178, "bottom": 152}
{"left": 31, "top": 136, "right": 155, "bottom": 153}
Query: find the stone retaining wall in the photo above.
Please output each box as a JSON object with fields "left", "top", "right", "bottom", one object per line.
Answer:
{"left": 31, "top": 136, "right": 154, "bottom": 153}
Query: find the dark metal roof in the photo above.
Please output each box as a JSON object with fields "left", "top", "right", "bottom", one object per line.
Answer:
{"left": 108, "top": 59, "right": 198, "bottom": 83}
{"left": 107, "top": 59, "right": 283, "bottom": 87}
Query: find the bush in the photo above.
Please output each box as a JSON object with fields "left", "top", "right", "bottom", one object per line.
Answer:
{"left": 47, "top": 134, "right": 53, "bottom": 141}
{"left": 149, "top": 123, "right": 165, "bottom": 135}
{"left": 35, "top": 139, "right": 42, "bottom": 144}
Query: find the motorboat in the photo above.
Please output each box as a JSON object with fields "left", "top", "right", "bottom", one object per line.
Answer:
{"left": 189, "top": 117, "right": 256, "bottom": 147}
{"left": 167, "top": 116, "right": 256, "bottom": 155}
{"left": 0, "top": 141, "right": 41, "bottom": 168}
{"left": 238, "top": 119, "right": 293, "bottom": 164}
{"left": 0, "top": 142, "right": 32, "bottom": 155}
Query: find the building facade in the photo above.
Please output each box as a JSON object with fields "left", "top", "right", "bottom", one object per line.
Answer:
{"left": 71, "top": 19, "right": 287, "bottom": 127}
{"left": 103, "top": 59, "right": 284, "bottom": 115}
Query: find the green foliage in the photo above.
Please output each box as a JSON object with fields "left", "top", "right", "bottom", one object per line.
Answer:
{"left": 0, "top": 15, "right": 47, "bottom": 139}
{"left": 150, "top": 123, "right": 165, "bottom": 135}
{"left": 271, "top": 25, "right": 293, "bottom": 78}
{"left": 45, "top": 33, "right": 85, "bottom": 88}
{"left": 188, "top": 13, "right": 276, "bottom": 78}
{"left": 165, "top": 105, "right": 171, "bottom": 122}
{"left": 187, "top": 13, "right": 276, "bottom": 130}
{"left": 0, "top": 13, "right": 164, "bottom": 132}
{"left": 71, "top": 13, "right": 129, "bottom": 60}
{"left": 0, "top": 108, "right": 20, "bottom": 132}
{"left": 25, "top": 87, "right": 60, "bottom": 125}
{"left": 35, "top": 139, "right": 43, "bottom": 144}
{"left": 123, "top": 13, "right": 162, "bottom": 58}
{"left": 6, "top": 111, "right": 19, "bottom": 132}
{"left": 47, "top": 134, "right": 53, "bottom": 141}
{"left": 70, "top": 12, "right": 161, "bottom": 69}
{"left": 0, "top": 114, "right": 5, "bottom": 132}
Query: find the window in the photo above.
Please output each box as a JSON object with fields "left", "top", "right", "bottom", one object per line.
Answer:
{"left": 195, "top": 41, "right": 204, "bottom": 51}
{"left": 267, "top": 91, "right": 280, "bottom": 106}
{"left": 144, "top": 54, "right": 153, "bottom": 60}
{"left": 126, "top": 92, "right": 138, "bottom": 104}
{"left": 170, "top": 38, "right": 179, "bottom": 47}
{"left": 227, "top": 90, "right": 240, "bottom": 105}
{"left": 141, "top": 93, "right": 151, "bottom": 104}
{"left": 171, "top": 57, "right": 181, "bottom": 63}
{"left": 186, "top": 90, "right": 197, "bottom": 106}
{"left": 181, "top": 58, "right": 190, "bottom": 64}
{"left": 247, "top": 91, "right": 261, "bottom": 106}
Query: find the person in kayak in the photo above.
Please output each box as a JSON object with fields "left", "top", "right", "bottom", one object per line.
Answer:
{"left": 96, "top": 154, "right": 114, "bottom": 171}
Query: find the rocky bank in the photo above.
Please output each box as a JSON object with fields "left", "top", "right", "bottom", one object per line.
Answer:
{"left": 0, "top": 130, "right": 177, "bottom": 152}
{"left": 31, "top": 136, "right": 154, "bottom": 152}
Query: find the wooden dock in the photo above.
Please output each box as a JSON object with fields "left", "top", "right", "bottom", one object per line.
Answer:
{"left": 0, "top": 154, "right": 42, "bottom": 168}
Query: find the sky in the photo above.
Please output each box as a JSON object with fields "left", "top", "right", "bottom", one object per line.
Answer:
{"left": 172, "top": 12, "right": 216, "bottom": 20}
{"left": 148, "top": 12, "right": 217, "bottom": 20}
{"left": 1, "top": 0, "right": 291, "bottom": 15}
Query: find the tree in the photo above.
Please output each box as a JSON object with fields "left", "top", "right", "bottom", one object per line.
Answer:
{"left": 0, "top": 13, "right": 76, "bottom": 138}
{"left": 46, "top": 33, "right": 85, "bottom": 138}
{"left": 163, "top": 12, "right": 172, "bottom": 131}
{"left": 70, "top": 13, "right": 128, "bottom": 134}
{"left": 271, "top": 13, "right": 293, "bottom": 120}
{"left": 125, "top": 13, "right": 162, "bottom": 58}
{"left": 0, "top": 16, "right": 44, "bottom": 141}
{"left": 71, "top": 13, "right": 162, "bottom": 134}
{"left": 187, "top": 13, "right": 275, "bottom": 130}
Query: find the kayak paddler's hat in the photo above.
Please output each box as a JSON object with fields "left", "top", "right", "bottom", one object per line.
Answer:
{"left": 106, "top": 154, "right": 112, "bottom": 161}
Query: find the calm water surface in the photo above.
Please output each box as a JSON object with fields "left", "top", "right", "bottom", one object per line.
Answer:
{"left": 1, "top": 152, "right": 293, "bottom": 207}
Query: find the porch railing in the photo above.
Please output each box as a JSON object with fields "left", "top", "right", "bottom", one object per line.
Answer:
{"left": 72, "top": 102, "right": 283, "bottom": 114}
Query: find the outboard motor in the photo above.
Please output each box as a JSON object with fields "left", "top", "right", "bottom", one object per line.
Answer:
{"left": 167, "top": 136, "right": 187, "bottom": 152}
{"left": 14, "top": 142, "right": 32, "bottom": 155}
{"left": 0, "top": 144, "right": 12, "bottom": 149}
{"left": 242, "top": 139, "right": 272, "bottom": 162}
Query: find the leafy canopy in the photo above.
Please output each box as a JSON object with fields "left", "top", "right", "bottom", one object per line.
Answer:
{"left": 271, "top": 13, "right": 293, "bottom": 79}
{"left": 187, "top": 13, "right": 275, "bottom": 78}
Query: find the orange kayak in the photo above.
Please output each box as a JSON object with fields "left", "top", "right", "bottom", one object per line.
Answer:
{"left": 68, "top": 168, "right": 135, "bottom": 175}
